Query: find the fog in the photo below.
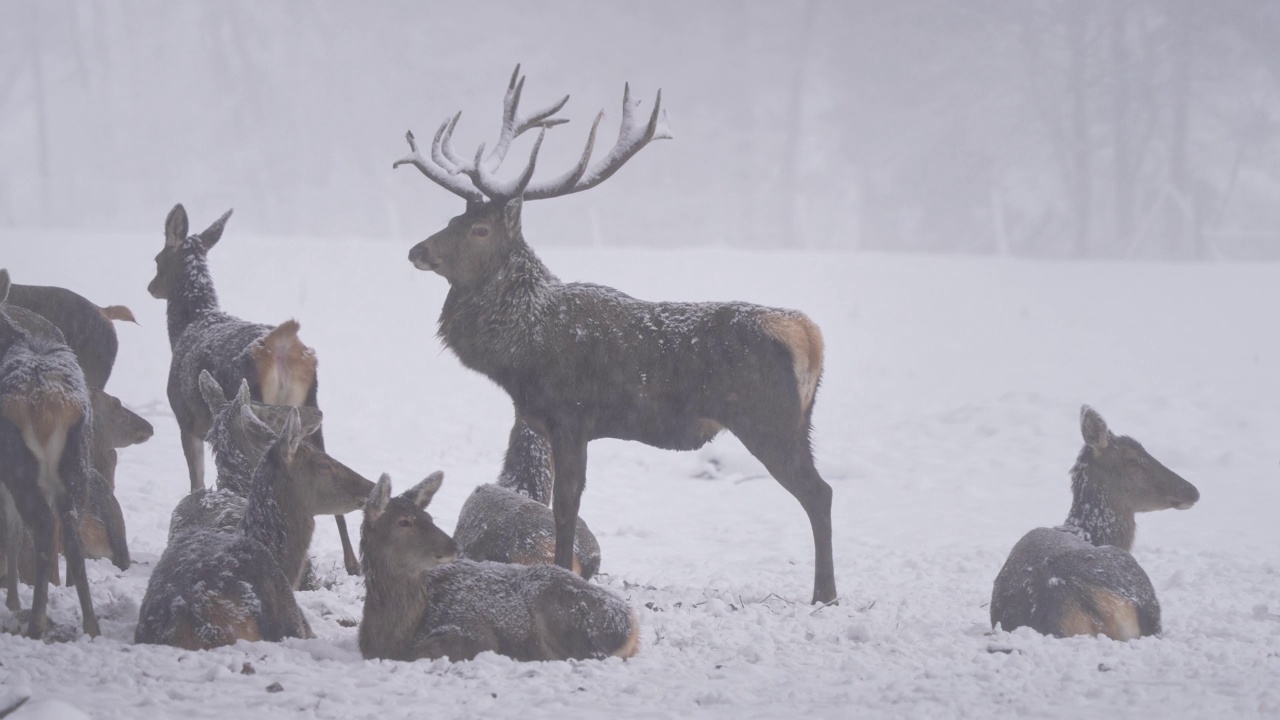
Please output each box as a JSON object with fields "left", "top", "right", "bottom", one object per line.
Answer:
{"left": 1, "top": 0, "right": 1278, "bottom": 258}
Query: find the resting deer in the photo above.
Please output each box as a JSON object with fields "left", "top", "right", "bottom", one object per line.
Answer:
{"left": 168, "top": 373, "right": 341, "bottom": 592}
{"left": 359, "top": 472, "right": 639, "bottom": 662}
{"left": 395, "top": 66, "right": 835, "bottom": 603}
{"left": 990, "top": 406, "right": 1201, "bottom": 640}
{"left": 148, "top": 204, "right": 360, "bottom": 575}
{"left": 0, "top": 269, "right": 100, "bottom": 638}
{"left": 453, "top": 415, "right": 601, "bottom": 578}
{"left": 136, "top": 408, "right": 373, "bottom": 649}
{"left": 7, "top": 282, "right": 136, "bottom": 391}
{"left": 89, "top": 388, "right": 153, "bottom": 490}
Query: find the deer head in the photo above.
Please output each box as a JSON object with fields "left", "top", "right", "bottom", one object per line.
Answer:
{"left": 1078, "top": 406, "right": 1200, "bottom": 513}
{"left": 361, "top": 472, "right": 458, "bottom": 577}
{"left": 399, "top": 65, "right": 671, "bottom": 287}
{"left": 198, "top": 371, "right": 323, "bottom": 447}
{"left": 148, "top": 204, "right": 233, "bottom": 299}
{"left": 268, "top": 408, "right": 374, "bottom": 517}
{"left": 89, "top": 389, "right": 154, "bottom": 449}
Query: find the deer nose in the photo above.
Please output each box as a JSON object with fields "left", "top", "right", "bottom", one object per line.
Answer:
{"left": 1172, "top": 481, "right": 1200, "bottom": 510}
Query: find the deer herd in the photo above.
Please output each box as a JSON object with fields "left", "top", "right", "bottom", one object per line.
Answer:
{"left": 0, "top": 67, "right": 1200, "bottom": 664}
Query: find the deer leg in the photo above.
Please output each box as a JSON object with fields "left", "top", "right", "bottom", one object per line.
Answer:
{"left": 1, "top": 489, "right": 21, "bottom": 612}
{"left": 181, "top": 429, "right": 205, "bottom": 493}
{"left": 549, "top": 429, "right": 588, "bottom": 573}
{"left": 59, "top": 499, "right": 99, "bottom": 637}
{"left": 335, "top": 515, "right": 359, "bottom": 576}
{"left": 25, "top": 500, "right": 56, "bottom": 640}
{"left": 736, "top": 430, "right": 837, "bottom": 605}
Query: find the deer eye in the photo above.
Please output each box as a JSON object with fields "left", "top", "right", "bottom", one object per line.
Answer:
{"left": 471, "top": 225, "right": 490, "bottom": 238}
{"left": 397, "top": 517, "right": 413, "bottom": 528}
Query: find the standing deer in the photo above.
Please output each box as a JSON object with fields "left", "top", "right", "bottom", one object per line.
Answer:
{"left": 359, "top": 472, "right": 639, "bottom": 662}
{"left": 395, "top": 66, "right": 836, "bottom": 603}
{"left": 990, "top": 406, "right": 1201, "bottom": 640}
{"left": 148, "top": 204, "right": 360, "bottom": 575}
{"left": 136, "top": 408, "right": 373, "bottom": 649}
{"left": 7, "top": 282, "right": 136, "bottom": 391}
{"left": 0, "top": 269, "right": 100, "bottom": 638}
{"left": 453, "top": 415, "right": 601, "bottom": 578}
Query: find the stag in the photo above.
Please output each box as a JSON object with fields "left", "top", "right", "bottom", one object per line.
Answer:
{"left": 395, "top": 66, "right": 835, "bottom": 603}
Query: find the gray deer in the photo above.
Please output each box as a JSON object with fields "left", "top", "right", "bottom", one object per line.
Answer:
{"left": 990, "top": 406, "right": 1201, "bottom": 640}
{"left": 359, "top": 472, "right": 639, "bottom": 662}
{"left": 0, "top": 269, "right": 100, "bottom": 638}
{"left": 136, "top": 408, "right": 373, "bottom": 649}
{"left": 7, "top": 282, "right": 136, "bottom": 392}
{"left": 395, "top": 66, "right": 836, "bottom": 604}
{"left": 453, "top": 415, "right": 601, "bottom": 578}
{"left": 148, "top": 204, "right": 359, "bottom": 575}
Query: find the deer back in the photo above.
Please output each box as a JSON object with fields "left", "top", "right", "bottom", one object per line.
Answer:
{"left": 454, "top": 483, "right": 601, "bottom": 579}
{"left": 991, "top": 527, "right": 1160, "bottom": 640}
{"left": 7, "top": 283, "right": 125, "bottom": 391}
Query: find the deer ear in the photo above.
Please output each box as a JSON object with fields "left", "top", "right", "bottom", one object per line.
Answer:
{"left": 234, "top": 379, "right": 252, "bottom": 406}
{"left": 198, "top": 370, "right": 228, "bottom": 412}
{"left": 1080, "top": 405, "right": 1110, "bottom": 450}
{"left": 403, "top": 471, "right": 444, "bottom": 509}
{"left": 165, "top": 204, "right": 188, "bottom": 248}
{"left": 366, "top": 474, "right": 393, "bottom": 522}
{"left": 502, "top": 198, "right": 523, "bottom": 238}
{"left": 278, "top": 407, "right": 303, "bottom": 462}
{"left": 199, "top": 208, "right": 234, "bottom": 250}
{"left": 0, "top": 268, "right": 9, "bottom": 304}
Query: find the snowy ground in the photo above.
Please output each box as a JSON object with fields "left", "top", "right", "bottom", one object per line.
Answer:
{"left": 0, "top": 229, "right": 1277, "bottom": 719}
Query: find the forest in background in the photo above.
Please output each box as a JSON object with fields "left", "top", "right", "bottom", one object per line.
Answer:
{"left": 1, "top": 0, "right": 1278, "bottom": 258}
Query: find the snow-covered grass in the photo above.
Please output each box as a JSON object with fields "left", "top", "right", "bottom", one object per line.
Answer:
{"left": 1, "top": 229, "right": 1278, "bottom": 719}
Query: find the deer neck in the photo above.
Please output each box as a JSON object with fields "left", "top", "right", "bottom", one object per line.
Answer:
{"left": 208, "top": 420, "right": 264, "bottom": 497}
{"left": 166, "top": 245, "right": 221, "bottom": 347}
{"left": 239, "top": 467, "right": 314, "bottom": 583}
{"left": 1062, "top": 450, "right": 1136, "bottom": 551}
{"left": 359, "top": 559, "right": 431, "bottom": 660}
{"left": 437, "top": 239, "right": 557, "bottom": 374}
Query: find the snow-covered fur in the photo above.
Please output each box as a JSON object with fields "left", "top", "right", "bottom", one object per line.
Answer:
{"left": 453, "top": 416, "right": 601, "bottom": 578}
{"left": 990, "top": 406, "right": 1201, "bottom": 640}
{"left": 359, "top": 473, "right": 639, "bottom": 662}
{"left": 0, "top": 269, "right": 100, "bottom": 638}
{"left": 7, "top": 282, "right": 133, "bottom": 391}
{"left": 137, "top": 410, "right": 372, "bottom": 649}
{"left": 407, "top": 198, "right": 835, "bottom": 603}
{"left": 147, "top": 204, "right": 323, "bottom": 494}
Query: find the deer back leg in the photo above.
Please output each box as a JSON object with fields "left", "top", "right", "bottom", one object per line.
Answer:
{"left": 180, "top": 428, "right": 205, "bottom": 493}
{"left": 731, "top": 419, "right": 836, "bottom": 605}
{"left": 549, "top": 427, "right": 588, "bottom": 573}
{"left": 58, "top": 496, "right": 99, "bottom": 637}
{"left": 23, "top": 498, "right": 56, "bottom": 639}
{"left": 1, "top": 487, "right": 21, "bottom": 612}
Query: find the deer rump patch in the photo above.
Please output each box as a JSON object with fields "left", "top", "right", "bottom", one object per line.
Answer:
{"left": 759, "top": 313, "right": 824, "bottom": 415}
{"left": 169, "top": 593, "right": 264, "bottom": 650}
{"left": 249, "top": 321, "right": 317, "bottom": 407}
{"left": 1057, "top": 584, "right": 1142, "bottom": 641}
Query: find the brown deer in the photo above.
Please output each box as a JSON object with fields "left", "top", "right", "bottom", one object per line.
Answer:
{"left": 148, "top": 204, "right": 360, "bottom": 575}
{"left": 359, "top": 472, "right": 639, "bottom": 662}
{"left": 453, "top": 415, "right": 601, "bottom": 578}
{"left": 7, "top": 282, "right": 136, "bottom": 391}
{"left": 0, "top": 269, "right": 100, "bottom": 638}
{"left": 990, "top": 406, "right": 1201, "bottom": 640}
{"left": 136, "top": 408, "right": 373, "bottom": 649}
{"left": 394, "top": 66, "right": 835, "bottom": 603}
{"left": 88, "top": 388, "right": 154, "bottom": 490}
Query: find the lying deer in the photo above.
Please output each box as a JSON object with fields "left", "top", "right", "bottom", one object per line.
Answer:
{"left": 359, "top": 472, "right": 639, "bottom": 662}
{"left": 0, "top": 269, "right": 100, "bottom": 638}
{"left": 89, "top": 388, "right": 153, "bottom": 490}
{"left": 990, "top": 406, "right": 1201, "bottom": 640}
{"left": 7, "top": 282, "right": 136, "bottom": 391}
{"left": 168, "top": 373, "right": 340, "bottom": 592}
{"left": 148, "top": 204, "right": 359, "bottom": 575}
{"left": 453, "top": 415, "right": 601, "bottom": 578}
{"left": 395, "top": 65, "right": 836, "bottom": 604}
{"left": 136, "top": 408, "right": 373, "bottom": 650}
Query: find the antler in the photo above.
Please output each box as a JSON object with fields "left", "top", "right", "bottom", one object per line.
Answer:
{"left": 394, "top": 65, "right": 672, "bottom": 203}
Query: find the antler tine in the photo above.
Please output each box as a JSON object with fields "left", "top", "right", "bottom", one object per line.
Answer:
{"left": 392, "top": 129, "right": 484, "bottom": 202}
{"left": 522, "top": 111, "right": 604, "bottom": 200}
{"left": 430, "top": 113, "right": 463, "bottom": 175}
{"left": 520, "top": 83, "right": 672, "bottom": 201}
{"left": 483, "top": 65, "right": 572, "bottom": 173}
{"left": 466, "top": 129, "right": 547, "bottom": 201}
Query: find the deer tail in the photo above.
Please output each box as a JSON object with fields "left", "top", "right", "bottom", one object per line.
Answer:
{"left": 99, "top": 305, "right": 138, "bottom": 324}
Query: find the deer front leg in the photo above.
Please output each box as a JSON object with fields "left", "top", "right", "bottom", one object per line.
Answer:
{"left": 181, "top": 430, "right": 205, "bottom": 493}
{"left": 549, "top": 429, "right": 587, "bottom": 572}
